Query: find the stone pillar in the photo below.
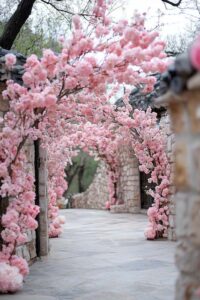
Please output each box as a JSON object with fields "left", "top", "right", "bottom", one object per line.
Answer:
{"left": 38, "top": 146, "right": 49, "bottom": 256}
{"left": 158, "top": 88, "right": 200, "bottom": 300}
{"left": 113, "top": 146, "right": 141, "bottom": 213}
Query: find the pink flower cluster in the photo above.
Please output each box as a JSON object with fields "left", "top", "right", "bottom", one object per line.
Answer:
{"left": 0, "top": 263, "right": 23, "bottom": 293}
{"left": 0, "top": 0, "right": 169, "bottom": 292}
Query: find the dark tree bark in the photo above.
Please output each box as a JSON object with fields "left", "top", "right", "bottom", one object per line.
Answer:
{"left": 0, "top": 0, "right": 36, "bottom": 50}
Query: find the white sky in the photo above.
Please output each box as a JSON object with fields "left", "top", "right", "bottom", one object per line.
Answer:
{"left": 32, "top": 0, "right": 199, "bottom": 43}
{"left": 113, "top": 0, "right": 196, "bottom": 38}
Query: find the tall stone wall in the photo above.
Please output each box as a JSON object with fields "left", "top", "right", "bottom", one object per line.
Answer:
{"left": 72, "top": 112, "right": 176, "bottom": 242}
{"left": 72, "top": 146, "right": 141, "bottom": 212}
{"left": 158, "top": 86, "right": 200, "bottom": 299}
{"left": 0, "top": 73, "right": 49, "bottom": 263}
{"left": 111, "top": 146, "right": 141, "bottom": 213}
{"left": 72, "top": 162, "right": 109, "bottom": 210}
{"left": 0, "top": 86, "right": 38, "bottom": 263}
{"left": 16, "top": 140, "right": 37, "bottom": 262}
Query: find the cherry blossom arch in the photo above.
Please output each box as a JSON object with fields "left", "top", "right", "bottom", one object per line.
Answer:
{"left": 0, "top": 0, "right": 169, "bottom": 293}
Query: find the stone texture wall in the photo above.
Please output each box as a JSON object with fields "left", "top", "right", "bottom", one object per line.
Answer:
{"left": 72, "top": 146, "right": 141, "bottom": 213}
{"left": 18, "top": 140, "right": 37, "bottom": 262}
{"left": 159, "top": 112, "right": 176, "bottom": 241}
{"left": 72, "top": 162, "right": 109, "bottom": 210}
{"left": 72, "top": 113, "right": 176, "bottom": 242}
{"left": 38, "top": 146, "right": 49, "bottom": 256}
{"left": 0, "top": 87, "right": 38, "bottom": 263}
{"left": 160, "top": 87, "right": 200, "bottom": 300}
{"left": 111, "top": 146, "right": 141, "bottom": 213}
{"left": 0, "top": 81, "right": 49, "bottom": 263}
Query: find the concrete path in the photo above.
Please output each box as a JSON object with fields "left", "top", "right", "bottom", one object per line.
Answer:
{"left": 2, "top": 209, "right": 177, "bottom": 300}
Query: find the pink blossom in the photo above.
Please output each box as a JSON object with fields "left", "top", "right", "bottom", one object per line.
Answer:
{"left": 72, "top": 15, "right": 82, "bottom": 30}
{"left": 145, "top": 225, "right": 156, "bottom": 240}
{"left": 1, "top": 210, "right": 19, "bottom": 227}
{"left": 10, "top": 256, "right": 29, "bottom": 276}
{"left": 105, "top": 201, "right": 110, "bottom": 210}
{"left": 22, "top": 191, "right": 35, "bottom": 202}
{"left": 22, "top": 71, "right": 33, "bottom": 85}
{"left": 64, "top": 77, "right": 77, "bottom": 90}
{"left": 44, "top": 95, "right": 57, "bottom": 107}
{"left": 1, "top": 228, "right": 17, "bottom": 243}
{"left": 0, "top": 263, "right": 23, "bottom": 293}
{"left": 75, "top": 61, "right": 93, "bottom": 77}
{"left": 5, "top": 54, "right": 16, "bottom": 68}
{"left": 16, "top": 233, "right": 28, "bottom": 245}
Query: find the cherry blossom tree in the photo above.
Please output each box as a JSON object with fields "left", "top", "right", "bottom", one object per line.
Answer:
{"left": 0, "top": 0, "right": 168, "bottom": 292}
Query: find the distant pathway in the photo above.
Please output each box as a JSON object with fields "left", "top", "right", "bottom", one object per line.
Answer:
{"left": 2, "top": 209, "right": 177, "bottom": 300}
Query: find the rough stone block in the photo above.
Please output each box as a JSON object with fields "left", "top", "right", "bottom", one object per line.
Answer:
{"left": 169, "top": 102, "right": 186, "bottom": 134}
{"left": 29, "top": 240, "right": 37, "bottom": 259}
{"left": 174, "top": 141, "right": 189, "bottom": 189}
{"left": 22, "top": 245, "right": 31, "bottom": 261}
{"left": 188, "top": 97, "right": 200, "bottom": 133}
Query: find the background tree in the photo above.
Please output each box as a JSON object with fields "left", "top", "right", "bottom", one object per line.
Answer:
{"left": 0, "top": 0, "right": 123, "bottom": 51}
{"left": 0, "top": 0, "right": 93, "bottom": 50}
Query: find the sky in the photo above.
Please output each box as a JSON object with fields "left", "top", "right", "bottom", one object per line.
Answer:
{"left": 30, "top": 0, "right": 199, "bottom": 43}
{"left": 112, "top": 0, "right": 198, "bottom": 38}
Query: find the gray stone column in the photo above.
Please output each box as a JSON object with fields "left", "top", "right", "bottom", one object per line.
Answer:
{"left": 38, "top": 146, "right": 49, "bottom": 256}
{"left": 158, "top": 88, "right": 200, "bottom": 300}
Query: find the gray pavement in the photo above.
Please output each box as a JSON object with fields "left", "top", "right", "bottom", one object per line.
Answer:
{"left": 2, "top": 209, "right": 177, "bottom": 300}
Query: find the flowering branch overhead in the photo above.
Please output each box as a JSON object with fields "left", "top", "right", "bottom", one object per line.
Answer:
{"left": 0, "top": 0, "right": 170, "bottom": 293}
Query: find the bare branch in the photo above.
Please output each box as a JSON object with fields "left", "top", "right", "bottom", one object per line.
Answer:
{"left": 161, "top": 0, "right": 182, "bottom": 6}
{"left": 40, "top": 0, "right": 92, "bottom": 17}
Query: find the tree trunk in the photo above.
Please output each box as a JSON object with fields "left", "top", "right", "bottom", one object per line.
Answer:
{"left": 0, "top": 0, "right": 36, "bottom": 50}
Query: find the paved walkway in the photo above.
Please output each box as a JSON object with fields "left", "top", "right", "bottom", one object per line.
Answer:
{"left": 2, "top": 209, "right": 177, "bottom": 300}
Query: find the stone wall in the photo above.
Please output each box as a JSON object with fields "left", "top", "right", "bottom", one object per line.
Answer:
{"left": 72, "top": 112, "right": 176, "bottom": 242}
{"left": 0, "top": 71, "right": 49, "bottom": 263}
{"left": 111, "top": 146, "right": 141, "bottom": 213}
{"left": 72, "top": 146, "right": 141, "bottom": 213}
{"left": 159, "top": 112, "right": 176, "bottom": 241}
{"left": 72, "top": 162, "right": 109, "bottom": 210}
{"left": 0, "top": 85, "right": 38, "bottom": 263}
{"left": 158, "top": 86, "right": 200, "bottom": 300}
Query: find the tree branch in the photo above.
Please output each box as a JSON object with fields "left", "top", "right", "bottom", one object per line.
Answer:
{"left": 161, "top": 0, "right": 182, "bottom": 6}
{"left": 40, "top": 0, "right": 92, "bottom": 17}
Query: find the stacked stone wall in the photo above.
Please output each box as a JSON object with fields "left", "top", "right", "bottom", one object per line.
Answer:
{"left": 72, "top": 162, "right": 109, "bottom": 210}
{"left": 157, "top": 71, "right": 200, "bottom": 299}
{"left": 72, "top": 146, "right": 141, "bottom": 212}
{"left": 0, "top": 53, "right": 49, "bottom": 265}
{"left": 0, "top": 83, "right": 49, "bottom": 263}
{"left": 0, "top": 87, "right": 38, "bottom": 263}
{"left": 111, "top": 146, "right": 141, "bottom": 213}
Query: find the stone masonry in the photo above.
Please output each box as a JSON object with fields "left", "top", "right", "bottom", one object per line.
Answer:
{"left": 0, "top": 80, "right": 38, "bottom": 263}
{"left": 72, "top": 115, "right": 176, "bottom": 242}
{"left": 111, "top": 146, "right": 141, "bottom": 213}
{"left": 72, "top": 147, "right": 141, "bottom": 213}
{"left": 72, "top": 162, "right": 109, "bottom": 210}
{"left": 158, "top": 60, "right": 200, "bottom": 298}
{"left": 0, "top": 49, "right": 49, "bottom": 263}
